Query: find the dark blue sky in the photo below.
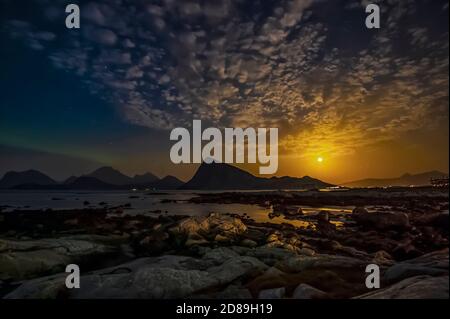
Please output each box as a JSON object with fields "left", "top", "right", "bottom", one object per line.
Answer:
{"left": 0, "top": 0, "right": 448, "bottom": 182}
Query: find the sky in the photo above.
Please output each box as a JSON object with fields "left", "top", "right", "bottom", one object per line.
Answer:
{"left": 0, "top": 0, "right": 448, "bottom": 184}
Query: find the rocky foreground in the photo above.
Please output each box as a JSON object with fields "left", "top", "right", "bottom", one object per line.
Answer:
{"left": 0, "top": 189, "right": 448, "bottom": 299}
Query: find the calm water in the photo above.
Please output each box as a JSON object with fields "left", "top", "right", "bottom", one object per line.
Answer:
{"left": 0, "top": 190, "right": 353, "bottom": 227}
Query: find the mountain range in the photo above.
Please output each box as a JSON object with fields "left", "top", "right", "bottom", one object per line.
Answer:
{"left": 1, "top": 164, "right": 445, "bottom": 190}
{"left": 0, "top": 163, "right": 333, "bottom": 190}
{"left": 341, "top": 171, "right": 448, "bottom": 188}
{"left": 0, "top": 167, "right": 183, "bottom": 190}
{"left": 180, "top": 162, "right": 333, "bottom": 190}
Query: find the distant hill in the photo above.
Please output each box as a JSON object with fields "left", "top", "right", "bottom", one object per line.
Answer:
{"left": 63, "top": 176, "right": 78, "bottom": 185}
{"left": 132, "top": 172, "right": 159, "bottom": 184}
{"left": 180, "top": 162, "right": 333, "bottom": 190}
{"left": 1, "top": 167, "right": 183, "bottom": 190}
{"left": 149, "top": 175, "right": 184, "bottom": 189}
{"left": 66, "top": 176, "right": 119, "bottom": 190}
{"left": 0, "top": 170, "right": 57, "bottom": 188}
{"left": 342, "top": 171, "right": 448, "bottom": 188}
{"left": 86, "top": 167, "right": 134, "bottom": 185}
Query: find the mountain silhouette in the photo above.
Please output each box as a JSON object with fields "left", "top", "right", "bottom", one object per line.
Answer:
{"left": 1, "top": 167, "right": 183, "bottom": 190}
{"left": 0, "top": 170, "right": 57, "bottom": 188}
{"left": 342, "top": 170, "right": 448, "bottom": 188}
{"left": 150, "top": 175, "right": 184, "bottom": 189}
{"left": 86, "top": 166, "right": 134, "bottom": 185}
{"left": 132, "top": 172, "right": 159, "bottom": 184}
{"left": 180, "top": 162, "right": 333, "bottom": 190}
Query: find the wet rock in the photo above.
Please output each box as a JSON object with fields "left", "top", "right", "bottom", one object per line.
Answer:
{"left": 353, "top": 209, "right": 410, "bottom": 231}
{"left": 317, "top": 211, "right": 329, "bottom": 223}
{"left": 416, "top": 211, "right": 449, "bottom": 230}
{"left": 355, "top": 275, "right": 449, "bottom": 299}
{"left": 292, "top": 283, "right": 328, "bottom": 299}
{"left": 241, "top": 239, "right": 258, "bottom": 248}
{"left": 258, "top": 287, "right": 285, "bottom": 299}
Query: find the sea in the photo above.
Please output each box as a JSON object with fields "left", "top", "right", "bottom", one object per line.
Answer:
{"left": 0, "top": 190, "right": 354, "bottom": 228}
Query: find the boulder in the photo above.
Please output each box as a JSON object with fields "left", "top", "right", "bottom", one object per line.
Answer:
{"left": 258, "top": 287, "right": 285, "bottom": 299}
{"left": 169, "top": 213, "right": 247, "bottom": 243}
{"left": 352, "top": 209, "right": 410, "bottom": 230}
{"left": 292, "top": 283, "right": 328, "bottom": 299}
{"left": 0, "top": 236, "right": 118, "bottom": 281}
{"left": 355, "top": 275, "right": 449, "bottom": 299}
{"left": 384, "top": 248, "right": 449, "bottom": 283}
{"left": 5, "top": 248, "right": 268, "bottom": 299}
{"left": 240, "top": 239, "right": 258, "bottom": 248}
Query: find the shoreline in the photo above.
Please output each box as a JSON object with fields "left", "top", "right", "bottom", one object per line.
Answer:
{"left": 0, "top": 188, "right": 448, "bottom": 299}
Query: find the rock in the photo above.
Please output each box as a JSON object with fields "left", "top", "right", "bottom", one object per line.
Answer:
{"left": 416, "top": 211, "right": 449, "bottom": 230}
{"left": 353, "top": 210, "right": 410, "bottom": 231}
{"left": 214, "top": 234, "right": 229, "bottom": 242}
{"left": 0, "top": 236, "right": 119, "bottom": 281}
{"left": 384, "top": 248, "right": 449, "bottom": 283}
{"left": 276, "top": 254, "right": 365, "bottom": 273}
{"left": 258, "top": 287, "right": 285, "bottom": 299}
{"left": 169, "top": 213, "right": 247, "bottom": 243}
{"left": 404, "top": 248, "right": 449, "bottom": 269}
{"left": 355, "top": 275, "right": 449, "bottom": 299}
{"left": 185, "top": 234, "right": 209, "bottom": 247}
{"left": 392, "top": 240, "right": 422, "bottom": 260}
{"left": 298, "top": 248, "right": 316, "bottom": 256}
{"left": 317, "top": 211, "right": 329, "bottom": 223}
{"left": 241, "top": 239, "right": 258, "bottom": 248}
{"left": 244, "top": 247, "right": 296, "bottom": 266}
{"left": 215, "top": 285, "right": 252, "bottom": 299}
{"left": 330, "top": 241, "right": 369, "bottom": 259}
{"left": 201, "top": 247, "right": 241, "bottom": 266}
{"left": 292, "top": 283, "right": 328, "bottom": 299}
{"left": 5, "top": 250, "right": 268, "bottom": 299}
{"left": 372, "top": 250, "right": 394, "bottom": 266}
{"left": 352, "top": 206, "right": 368, "bottom": 215}
{"left": 266, "top": 233, "right": 279, "bottom": 243}
{"left": 385, "top": 264, "right": 447, "bottom": 283}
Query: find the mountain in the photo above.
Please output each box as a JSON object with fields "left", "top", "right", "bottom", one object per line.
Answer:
{"left": 132, "top": 172, "right": 159, "bottom": 184}
{"left": 149, "top": 175, "right": 184, "bottom": 189}
{"left": 0, "top": 170, "right": 57, "bottom": 188}
{"left": 342, "top": 171, "right": 448, "bottom": 188}
{"left": 180, "top": 162, "right": 333, "bottom": 190}
{"left": 63, "top": 176, "right": 78, "bottom": 185}
{"left": 86, "top": 166, "right": 133, "bottom": 185}
{"left": 67, "top": 176, "right": 119, "bottom": 190}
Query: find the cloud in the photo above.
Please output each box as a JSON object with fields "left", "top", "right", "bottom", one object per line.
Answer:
{"left": 2, "top": 0, "right": 448, "bottom": 160}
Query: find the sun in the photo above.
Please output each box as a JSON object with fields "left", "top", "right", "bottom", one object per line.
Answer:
{"left": 317, "top": 156, "right": 324, "bottom": 163}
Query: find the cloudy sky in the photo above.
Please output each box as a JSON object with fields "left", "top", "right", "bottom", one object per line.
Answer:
{"left": 0, "top": 0, "right": 448, "bottom": 183}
